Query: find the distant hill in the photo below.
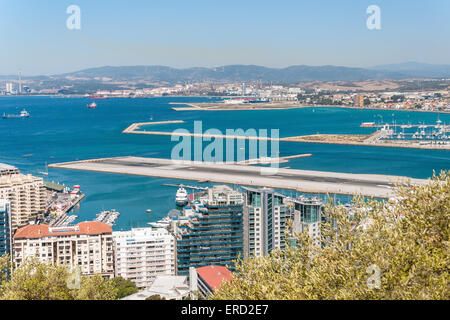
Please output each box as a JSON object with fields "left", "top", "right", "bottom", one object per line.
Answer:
{"left": 5, "top": 63, "right": 449, "bottom": 83}
{"left": 58, "top": 65, "right": 404, "bottom": 83}
{"left": 369, "top": 62, "right": 450, "bottom": 79}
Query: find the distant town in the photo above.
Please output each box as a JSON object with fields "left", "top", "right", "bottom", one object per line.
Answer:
{"left": 2, "top": 72, "right": 449, "bottom": 113}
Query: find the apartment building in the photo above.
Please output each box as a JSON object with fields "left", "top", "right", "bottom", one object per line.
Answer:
{"left": 243, "top": 187, "right": 289, "bottom": 257}
{"left": 175, "top": 185, "right": 244, "bottom": 276}
{"left": 0, "top": 200, "right": 11, "bottom": 257}
{"left": 0, "top": 164, "right": 20, "bottom": 177}
{"left": 13, "top": 221, "right": 114, "bottom": 277}
{"left": 113, "top": 227, "right": 176, "bottom": 288}
{"left": 0, "top": 164, "right": 47, "bottom": 233}
{"left": 288, "top": 196, "right": 323, "bottom": 247}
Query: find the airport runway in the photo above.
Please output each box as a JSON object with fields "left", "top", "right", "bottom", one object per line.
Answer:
{"left": 48, "top": 157, "right": 428, "bottom": 198}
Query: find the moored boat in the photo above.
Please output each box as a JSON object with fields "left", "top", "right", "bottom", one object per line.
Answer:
{"left": 175, "top": 187, "right": 188, "bottom": 206}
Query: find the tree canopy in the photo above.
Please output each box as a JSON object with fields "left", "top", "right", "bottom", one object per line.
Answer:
{"left": 213, "top": 172, "right": 449, "bottom": 300}
{"left": 0, "top": 258, "right": 121, "bottom": 300}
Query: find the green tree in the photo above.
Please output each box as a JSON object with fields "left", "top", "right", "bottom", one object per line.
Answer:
{"left": 109, "top": 276, "right": 138, "bottom": 299}
{"left": 146, "top": 294, "right": 166, "bottom": 300}
{"left": 0, "top": 259, "right": 119, "bottom": 300}
{"left": 0, "top": 255, "right": 13, "bottom": 294}
{"left": 0, "top": 258, "right": 73, "bottom": 300}
{"left": 75, "top": 274, "right": 118, "bottom": 300}
{"left": 213, "top": 172, "right": 449, "bottom": 300}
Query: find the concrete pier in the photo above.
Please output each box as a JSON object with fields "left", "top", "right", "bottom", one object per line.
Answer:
{"left": 122, "top": 120, "right": 185, "bottom": 134}
{"left": 48, "top": 157, "right": 428, "bottom": 198}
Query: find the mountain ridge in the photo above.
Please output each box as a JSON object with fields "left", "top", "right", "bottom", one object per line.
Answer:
{"left": 4, "top": 63, "right": 450, "bottom": 83}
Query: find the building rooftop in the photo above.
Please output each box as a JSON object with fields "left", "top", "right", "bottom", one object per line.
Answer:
{"left": 113, "top": 227, "right": 172, "bottom": 241}
{"left": 14, "top": 221, "right": 112, "bottom": 239}
{"left": 0, "top": 163, "right": 20, "bottom": 176}
{"left": 0, "top": 163, "right": 18, "bottom": 170}
{"left": 44, "top": 181, "right": 66, "bottom": 192}
{"left": 121, "top": 276, "right": 190, "bottom": 300}
{"left": 196, "top": 265, "right": 233, "bottom": 291}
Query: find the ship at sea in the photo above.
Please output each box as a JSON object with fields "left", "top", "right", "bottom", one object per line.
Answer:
{"left": 2, "top": 109, "right": 30, "bottom": 119}
{"left": 87, "top": 102, "right": 97, "bottom": 109}
{"left": 175, "top": 187, "right": 188, "bottom": 207}
{"left": 89, "top": 96, "right": 108, "bottom": 100}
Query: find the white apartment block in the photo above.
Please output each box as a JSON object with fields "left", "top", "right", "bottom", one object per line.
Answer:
{"left": 5, "top": 83, "right": 14, "bottom": 94}
{"left": 113, "top": 227, "right": 176, "bottom": 288}
{"left": 13, "top": 222, "right": 115, "bottom": 277}
{"left": 0, "top": 164, "right": 47, "bottom": 233}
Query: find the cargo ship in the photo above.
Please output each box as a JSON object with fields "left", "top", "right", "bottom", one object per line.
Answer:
{"left": 2, "top": 109, "right": 30, "bottom": 119}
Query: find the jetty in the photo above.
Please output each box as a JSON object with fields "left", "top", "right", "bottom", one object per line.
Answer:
{"left": 123, "top": 120, "right": 185, "bottom": 134}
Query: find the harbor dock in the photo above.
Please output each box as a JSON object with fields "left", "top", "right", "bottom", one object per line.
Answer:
{"left": 48, "top": 156, "right": 428, "bottom": 198}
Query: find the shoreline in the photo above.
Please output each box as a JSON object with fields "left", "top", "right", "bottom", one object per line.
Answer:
{"left": 169, "top": 102, "right": 450, "bottom": 114}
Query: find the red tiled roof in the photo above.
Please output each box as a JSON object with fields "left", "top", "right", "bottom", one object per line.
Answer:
{"left": 196, "top": 265, "right": 233, "bottom": 291}
{"left": 14, "top": 221, "right": 112, "bottom": 239}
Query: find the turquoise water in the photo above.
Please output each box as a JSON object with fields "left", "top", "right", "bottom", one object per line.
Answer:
{"left": 1, "top": 96, "right": 449, "bottom": 230}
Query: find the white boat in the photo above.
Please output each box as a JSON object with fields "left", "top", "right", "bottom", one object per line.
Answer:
{"left": 20, "top": 110, "right": 30, "bottom": 118}
{"left": 148, "top": 217, "right": 171, "bottom": 228}
{"left": 175, "top": 187, "right": 188, "bottom": 206}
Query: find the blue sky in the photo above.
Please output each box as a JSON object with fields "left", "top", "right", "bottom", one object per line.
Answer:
{"left": 1, "top": 0, "right": 449, "bottom": 75}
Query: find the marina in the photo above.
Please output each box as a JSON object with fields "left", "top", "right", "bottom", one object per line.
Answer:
{"left": 51, "top": 213, "right": 79, "bottom": 227}
{"left": 94, "top": 209, "right": 121, "bottom": 226}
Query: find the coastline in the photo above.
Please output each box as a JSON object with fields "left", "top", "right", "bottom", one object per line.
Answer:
{"left": 169, "top": 101, "right": 450, "bottom": 114}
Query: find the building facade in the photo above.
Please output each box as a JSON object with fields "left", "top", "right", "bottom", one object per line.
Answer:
{"left": 0, "top": 164, "right": 47, "bottom": 234}
{"left": 0, "top": 200, "right": 11, "bottom": 257}
{"left": 243, "top": 187, "right": 289, "bottom": 257}
{"left": 289, "top": 196, "right": 323, "bottom": 247}
{"left": 175, "top": 185, "right": 244, "bottom": 276}
{"left": 13, "top": 221, "right": 114, "bottom": 277}
{"left": 113, "top": 227, "right": 176, "bottom": 288}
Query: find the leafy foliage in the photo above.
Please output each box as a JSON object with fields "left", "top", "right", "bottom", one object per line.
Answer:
{"left": 109, "top": 276, "right": 139, "bottom": 299}
{"left": 213, "top": 172, "right": 449, "bottom": 300}
{"left": 75, "top": 274, "right": 118, "bottom": 300}
{"left": 0, "top": 258, "right": 118, "bottom": 300}
{"left": 146, "top": 294, "right": 166, "bottom": 300}
{"left": 0, "top": 255, "right": 13, "bottom": 285}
